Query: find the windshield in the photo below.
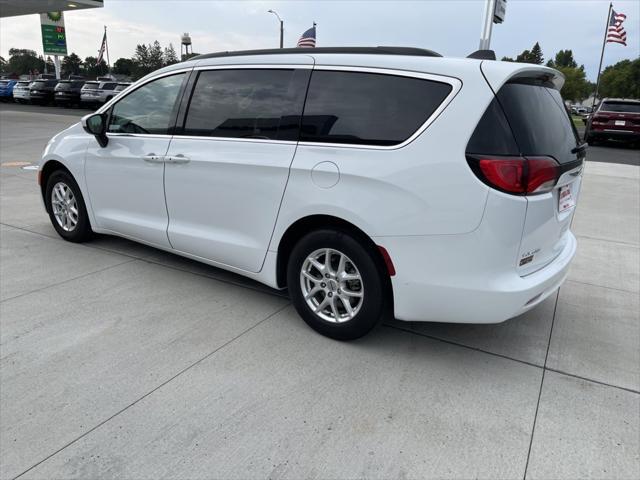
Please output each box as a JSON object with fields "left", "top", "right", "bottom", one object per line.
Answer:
{"left": 600, "top": 102, "right": 640, "bottom": 113}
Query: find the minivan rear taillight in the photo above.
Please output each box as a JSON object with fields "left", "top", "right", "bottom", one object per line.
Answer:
{"left": 466, "top": 155, "right": 559, "bottom": 195}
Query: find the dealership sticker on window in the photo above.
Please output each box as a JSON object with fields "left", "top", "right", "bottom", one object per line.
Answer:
{"left": 558, "top": 184, "right": 575, "bottom": 213}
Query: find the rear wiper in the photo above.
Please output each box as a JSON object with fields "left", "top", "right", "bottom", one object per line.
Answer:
{"left": 571, "top": 142, "right": 588, "bottom": 154}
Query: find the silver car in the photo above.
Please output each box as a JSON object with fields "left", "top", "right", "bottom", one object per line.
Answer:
{"left": 12, "top": 80, "right": 32, "bottom": 104}
{"left": 80, "top": 81, "right": 118, "bottom": 106}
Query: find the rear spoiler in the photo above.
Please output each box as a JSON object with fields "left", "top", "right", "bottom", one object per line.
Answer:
{"left": 480, "top": 61, "right": 565, "bottom": 92}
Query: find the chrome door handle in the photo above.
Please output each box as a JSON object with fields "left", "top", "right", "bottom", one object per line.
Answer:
{"left": 142, "top": 154, "right": 164, "bottom": 163}
{"left": 166, "top": 154, "right": 190, "bottom": 164}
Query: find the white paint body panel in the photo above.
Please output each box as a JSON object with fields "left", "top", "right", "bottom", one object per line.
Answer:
{"left": 85, "top": 135, "right": 172, "bottom": 248}
{"left": 39, "top": 54, "right": 580, "bottom": 324}
{"left": 164, "top": 137, "right": 297, "bottom": 272}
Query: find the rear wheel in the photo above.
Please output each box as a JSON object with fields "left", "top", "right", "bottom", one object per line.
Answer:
{"left": 287, "top": 229, "right": 385, "bottom": 340}
{"left": 45, "top": 170, "right": 93, "bottom": 242}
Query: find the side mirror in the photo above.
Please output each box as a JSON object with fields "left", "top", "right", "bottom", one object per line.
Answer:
{"left": 81, "top": 112, "right": 108, "bottom": 147}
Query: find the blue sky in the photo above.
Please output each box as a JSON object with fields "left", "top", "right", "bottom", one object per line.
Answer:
{"left": 1, "top": 0, "right": 638, "bottom": 81}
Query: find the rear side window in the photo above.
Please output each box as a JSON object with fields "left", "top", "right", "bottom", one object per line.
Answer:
{"left": 100, "top": 83, "right": 117, "bottom": 90}
{"left": 600, "top": 101, "right": 640, "bottom": 113}
{"left": 183, "top": 69, "right": 310, "bottom": 141}
{"left": 497, "top": 83, "right": 579, "bottom": 164}
{"left": 300, "top": 71, "right": 452, "bottom": 146}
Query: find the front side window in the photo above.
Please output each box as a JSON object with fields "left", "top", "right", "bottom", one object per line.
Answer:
{"left": 108, "top": 73, "right": 185, "bottom": 135}
{"left": 182, "top": 69, "right": 310, "bottom": 141}
{"left": 300, "top": 71, "right": 453, "bottom": 146}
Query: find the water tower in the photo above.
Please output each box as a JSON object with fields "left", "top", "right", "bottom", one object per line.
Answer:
{"left": 181, "top": 33, "right": 192, "bottom": 60}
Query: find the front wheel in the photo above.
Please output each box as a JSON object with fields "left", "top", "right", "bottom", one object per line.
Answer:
{"left": 287, "top": 229, "right": 386, "bottom": 340}
{"left": 45, "top": 170, "right": 93, "bottom": 242}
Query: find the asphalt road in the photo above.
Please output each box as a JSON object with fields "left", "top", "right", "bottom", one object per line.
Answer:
{"left": 0, "top": 103, "right": 638, "bottom": 480}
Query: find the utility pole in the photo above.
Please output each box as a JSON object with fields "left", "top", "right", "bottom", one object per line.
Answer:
{"left": 479, "top": 0, "right": 507, "bottom": 50}
{"left": 268, "top": 9, "right": 284, "bottom": 48}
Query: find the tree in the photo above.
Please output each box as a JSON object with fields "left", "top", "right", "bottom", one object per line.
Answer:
{"left": 62, "top": 53, "right": 83, "bottom": 77}
{"left": 83, "top": 56, "right": 108, "bottom": 78}
{"left": 501, "top": 56, "right": 514, "bottom": 62}
{"left": 557, "top": 66, "right": 590, "bottom": 102}
{"left": 0, "top": 56, "right": 6, "bottom": 73}
{"left": 7, "top": 48, "right": 44, "bottom": 76}
{"left": 547, "top": 49, "right": 577, "bottom": 69}
{"left": 163, "top": 43, "right": 179, "bottom": 66}
{"left": 148, "top": 41, "right": 165, "bottom": 70}
{"left": 514, "top": 42, "right": 544, "bottom": 65}
{"left": 113, "top": 57, "right": 135, "bottom": 76}
{"left": 133, "top": 43, "right": 152, "bottom": 77}
{"left": 599, "top": 58, "right": 640, "bottom": 99}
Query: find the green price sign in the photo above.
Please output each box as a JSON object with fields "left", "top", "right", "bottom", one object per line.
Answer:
{"left": 40, "top": 12, "right": 68, "bottom": 56}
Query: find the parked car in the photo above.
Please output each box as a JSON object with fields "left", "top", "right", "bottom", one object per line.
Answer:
{"left": 11, "top": 80, "right": 31, "bottom": 103}
{"left": 38, "top": 47, "right": 585, "bottom": 340}
{"left": 113, "top": 82, "right": 132, "bottom": 96}
{"left": 0, "top": 79, "right": 17, "bottom": 102}
{"left": 585, "top": 98, "right": 640, "bottom": 146}
{"left": 54, "top": 79, "right": 85, "bottom": 107}
{"left": 80, "top": 80, "right": 118, "bottom": 106}
{"left": 29, "top": 79, "right": 58, "bottom": 105}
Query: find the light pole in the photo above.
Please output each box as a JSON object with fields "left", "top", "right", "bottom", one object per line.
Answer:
{"left": 267, "top": 9, "right": 284, "bottom": 48}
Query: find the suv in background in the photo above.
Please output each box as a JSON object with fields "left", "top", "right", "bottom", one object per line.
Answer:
{"left": 11, "top": 80, "right": 31, "bottom": 103}
{"left": 29, "top": 79, "right": 58, "bottom": 105}
{"left": 80, "top": 80, "right": 118, "bottom": 106}
{"left": 113, "top": 82, "right": 132, "bottom": 97}
{"left": 0, "top": 79, "right": 17, "bottom": 102}
{"left": 585, "top": 98, "right": 640, "bottom": 146}
{"left": 38, "top": 47, "right": 585, "bottom": 340}
{"left": 54, "top": 80, "right": 85, "bottom": 107}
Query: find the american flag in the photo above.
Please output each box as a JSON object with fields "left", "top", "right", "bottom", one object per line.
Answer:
{"left": 297, "top": 25, "right": 316, "bottom": 48}
{"left": 606, "top": 9, "right": 627, "bottom": 46}
{"left": 97, "top": 30, "right": 108, "bottom": 63}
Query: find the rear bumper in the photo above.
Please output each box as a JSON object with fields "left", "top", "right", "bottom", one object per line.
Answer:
{"left": 385, "top": 232, "right": 577, "bottom": 323}
{"left": 589, "top": 128, "right": 640, "bottom": 141}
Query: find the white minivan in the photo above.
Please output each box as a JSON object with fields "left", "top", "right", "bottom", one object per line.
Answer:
{"left": 38, "top": 47, "right": 585, "bottom": 340}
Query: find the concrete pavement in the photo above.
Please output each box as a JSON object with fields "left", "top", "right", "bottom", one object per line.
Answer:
{"left": 1, "top": 103, "right": 638, "bottom": 479}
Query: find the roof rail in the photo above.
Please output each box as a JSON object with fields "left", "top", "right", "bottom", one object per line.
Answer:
{"left": 191, "top": 46, "right": 443, "bottom": 61}
{"left": 467, "top": 50, "right": 496, "bottom": 60}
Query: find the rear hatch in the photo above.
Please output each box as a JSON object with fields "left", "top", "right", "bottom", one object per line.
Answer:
{"left": 592, "top": 100, "right": 640, "bottom": 134}
{"left": 467, "top": 65, "right": 585, "bottom": 276}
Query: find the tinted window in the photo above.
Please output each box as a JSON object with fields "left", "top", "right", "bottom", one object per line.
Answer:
{"left": 496, "top": 83, "right": 578, "bottom": 164}
{"left": 300, "top": 71, "right": 452, "bottom": 146}
{"left": 100, "top": 82, "right": 117, "bottom": 90}
{"left": 108, "top": 73, "right": 185, "bottom": 135}
{"left": 600, "top": 101, "right": 640, "bottom": 113}
{"left": 31, "top": 81, "right": 47, "bottom": 88}
{"left": 466, "top": 97, "right": 519, "bottom": 155}
{"left": 183, "top": 69, "right": 309, "bottom": 141}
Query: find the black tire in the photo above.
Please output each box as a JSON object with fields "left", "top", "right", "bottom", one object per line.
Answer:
{"left": 45, "top": 170, "right": 93, "bottom": 242}
{"left": 287, "top": 229, "right": 386, "bottom": 340}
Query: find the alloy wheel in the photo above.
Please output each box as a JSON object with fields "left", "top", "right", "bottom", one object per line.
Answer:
{"left": 300, "top": 248, "right": 364, "bottom": 323}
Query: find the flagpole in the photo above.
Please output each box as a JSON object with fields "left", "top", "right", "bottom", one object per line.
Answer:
{"left": 592, "top": 2, "right": 612, "bottom": 112}
{"left": 104, "top": 26, "right": 111, "bottom": 73}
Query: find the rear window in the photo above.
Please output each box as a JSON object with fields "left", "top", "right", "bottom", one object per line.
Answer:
{"left": 300, "top": 71, "right": 452, "bottom": 146}
{"left": 0, "top": 81, "right": 9, "bottom": 87}
{"left": 467, "top": 83, "right": 579, "bottom": 164}
{"left": 183, "top": 69, "right": 310, "bottom": 141}
{"left": 600, "top": 101, "right": 640, "bottom": 113}
{"left": 100, "top": 83, "right": 117, "bottom": 90}
{"left": 83, "top": 82, "right": 99, "bottom": 89}
{"left": 31, "top": 81, "right": 49, "bottom": 88}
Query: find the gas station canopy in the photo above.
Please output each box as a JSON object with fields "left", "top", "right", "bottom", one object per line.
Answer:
{"left": 0, "top": 0, "right": 103, "bottom": 17}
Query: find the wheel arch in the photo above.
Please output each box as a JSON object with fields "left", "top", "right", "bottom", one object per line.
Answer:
{"left": 39, "top": 159, "right": 73, "bottom": 200}
{"left": 275, "top": 214, "right": 394, "bottom": 305}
